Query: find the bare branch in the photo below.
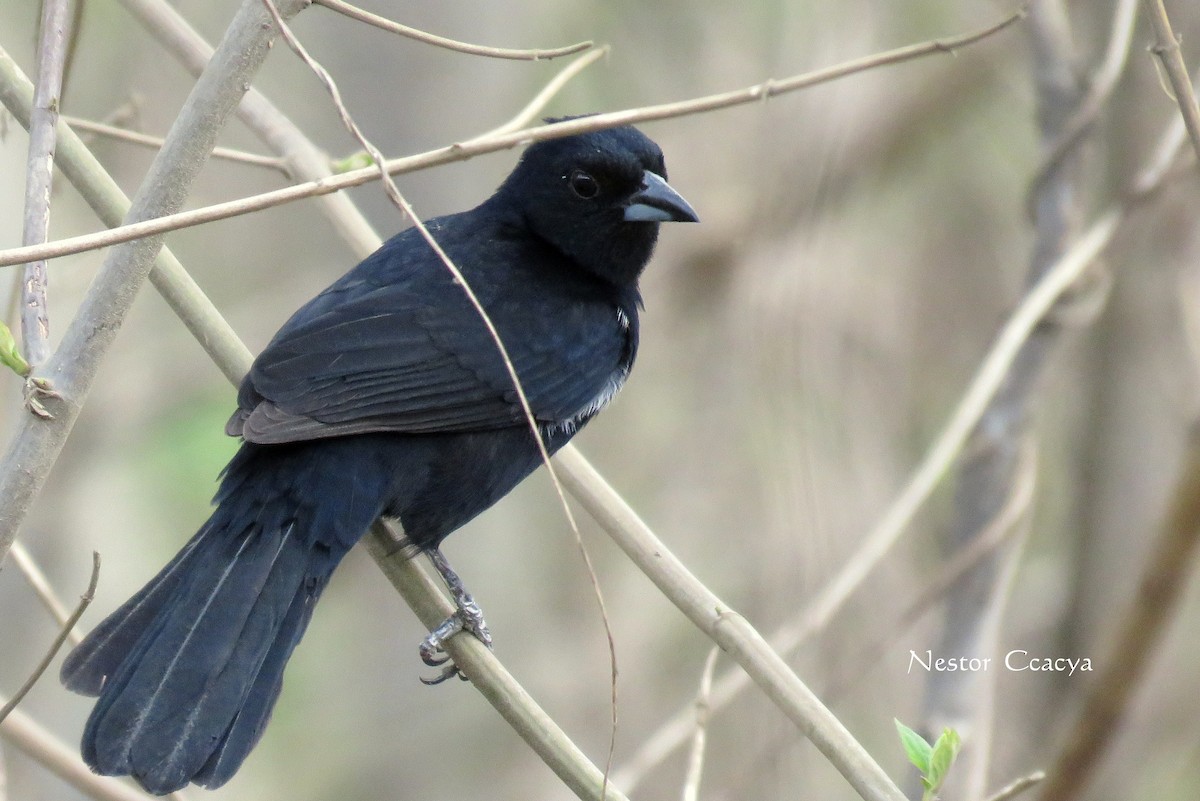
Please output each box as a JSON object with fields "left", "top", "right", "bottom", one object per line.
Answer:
{"left": 1029, "top": 0, "right": 1138, "bottom": 203}
{"left": 115, "top": 0, "right": 381, "bottom": 256}
{"left": 0, "top": 552, "right": 98, "bottom": 725}
{"left": 60, "top": 115, "right": 288, "bottom": 171}
{"left": 0, "top": 49, "right": 254, "bottom": 387}
{"left": 0, "top": 5, "right": 1027, "bottom": 270}
{"left": 1037, "top": 435, "right": 1200, "bottom": 800}
{"left": 467, "top": 45, "right": 610, "bottom": 140}
{"left": 615, "top": 206, "right": 1126, "bottom": 794}
{"left": 919, "top": 3, "right": 1089, "bottom": 796}
{"left": 312, "top": 0, "right": 592, "bottom": 61}
{"left": 616, "top": 68, "right": 1198, "bottom": 786}
{"left": 260, "top": 4, "right": 625, "bottom": 793}
{"left": 3, "top": 21, "right": 629, "bottom": 801}
{"left": 361, "top": 526, "right": 632, "bottom": 801}
{"left": 681, "top": 648, "right": 720, "bottom": 801}
{"left": 0, "top": 705, "right": 163, "bottom": 801}
{"left": 798, "top": 210, "right": 1118, "bottom": 655}
{"left": 554, "top": 448, "right": 909, "bottom": 801}
{"left": 1144, "top": 0, "right": 1200, "bottom": 165}
{"left": 20, "top": 0, "right": 71, "bottom": 370}
{"left": 9, "top": 540, "right": 80, "bottom": 636}
{"left": 0, "top": 8, "right": 1022, "bottom": 800}
{"left": 822, "top": 442, "right": 1037, "bottom": 704}
{"left": 984, "top": 771, "right": 1045, "bottom": 801}
{"left": 0, "top": 0, "right": 308, "bottom": 567}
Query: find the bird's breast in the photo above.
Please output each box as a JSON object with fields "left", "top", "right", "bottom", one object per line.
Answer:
{"left": 547, "top": 365, "right": 630, "bottom": 438}
{"left": 545, "top": 306, "right": 636, "bottom": 437}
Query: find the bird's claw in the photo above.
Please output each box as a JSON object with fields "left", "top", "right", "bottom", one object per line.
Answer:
{"left": 24, "top": 376, "right": 60, "bottom": 419}
{"left": 420, "top": 669, "right": 462, "bottom": 686}
{"left": 417, "top": 637, "right": 463, "bottom": 681}
{"left": 417, "top": 596, "right": 492, "bottom": 685}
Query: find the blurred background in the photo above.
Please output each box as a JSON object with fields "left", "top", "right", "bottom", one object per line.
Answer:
{"left": 2, "top": 1, "right": 1200, "bottom": 800}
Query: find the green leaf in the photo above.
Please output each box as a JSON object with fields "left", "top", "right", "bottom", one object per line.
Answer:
{"left": 0, "top": 321, "right": 30, "bottom": 377}
{"left": 926, "top": 727, "right": 962, "bottom": 792}
{"left": 331, "top": 150, "right": 375, "bottom": 173}
{"left": 894, "top": 719, "right": 933, "bottom": 775}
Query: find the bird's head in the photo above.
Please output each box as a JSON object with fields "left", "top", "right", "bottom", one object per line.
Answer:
{"left": 496, "top": 122, "right": 698, "bottom": 287}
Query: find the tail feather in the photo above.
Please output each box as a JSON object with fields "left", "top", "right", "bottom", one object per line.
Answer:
{"left": 63, "top": 438, "right": 395, "bottom": 794}
{"left": 61, "top": 528, "right": 212, "bottom": 697}
{"left": 78, "top": 521, "right": 325, "bottom": 794}
{"left": 196, "top": 570, "right": 325, "bottom": 788}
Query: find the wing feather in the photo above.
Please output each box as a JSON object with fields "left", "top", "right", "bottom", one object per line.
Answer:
{"left": 232, "top": 224, "right": 635, "bottom": 444}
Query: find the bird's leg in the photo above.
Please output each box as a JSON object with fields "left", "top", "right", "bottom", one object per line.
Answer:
{"left": 418, "top": 548, "right": 493, "bottom": 685}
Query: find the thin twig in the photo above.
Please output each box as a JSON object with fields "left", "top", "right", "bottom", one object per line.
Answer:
{"left": 264, "top": 2, "right": 626, "bottom": 791}
{"left": 468, "top": 45, "right": 611, "bottom": 140}
{"left": 0, "top": 0, "right": 310, "bottom": 577}
{"left": 142, "top": 0, "right": 617, "bottom": 789}
{"left": 294, "top": 11, "right": 621, "bottom": 784}
{"left": 361, "top": 525, "right": 630, "bottom": 801}
{"left": 280, "top": 1, "right": 626, "bottom": 795}
{"left": 312, "top": 0, "right": 591, "bottom": 61}
{"left": 823, "top": 441, "right": 1037, "bottom": 703}
{"left": 920, "top": 3, "right": 1087, "bottom": 796}
{"left": 0, "top": 8, "right": 1020, "bottom": 800}
{"left": 0, "top": 50, "right": 254, "bottom": 389}
{"left": 61, "top": 115, "right": 288, "bottom": 171}
{"left": 0, "top": 4, "right": 1027, "bottom": 270}
{"left": 784, "top": 212, "right": 1118, "bottom": 682}
{"left": 617, "top": 77, "right": 1196, "bottom": 790}
{"left": 9, "top": 540, "right": 79, "bottom": 635}
{"left": 1144, "top": 0, "right": 1200, "bottom": 165}
{"left": 984, "top": 771, "right": 1045, "bottom": 801}
{"left": 1029, "top": 0, "right": 1138, "bottom": 204}
{"left": 0, "top": 552, "right": 98, "bottom": 725}
{"left": 20, "top": 0, "right": 72, "bottom": 370}
{"left": 1038, "top": 432, "right": 1200, "bottom": 801}
{"left": 681, "top": 648, "right": 720, "bottom": 801}
{"left": 553, "top": 448, "right": 908, "bottom": 801}
{"left": 614, "top": 207, "right": 1124, "bottom": 795}
{"left": 0, "top": 705, "right": 164, "bottom": 801}
{"left": 0, "top": 33, "right": 616, "bottom": 801}
{"left": 115, "top": 0, "right": 380, "bottom": 256}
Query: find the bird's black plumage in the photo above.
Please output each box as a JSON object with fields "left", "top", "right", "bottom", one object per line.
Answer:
{"left": 60, "top": 124, "right": 696, "bottom": 794}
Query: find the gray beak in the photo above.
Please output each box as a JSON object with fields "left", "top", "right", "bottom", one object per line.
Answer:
{"left": 623, "top": 171, "right": 699, "bottom": 223}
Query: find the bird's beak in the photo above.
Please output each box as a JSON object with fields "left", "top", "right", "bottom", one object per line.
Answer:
{"left": 623, "top": 171, "right": 699, "bottom": 223}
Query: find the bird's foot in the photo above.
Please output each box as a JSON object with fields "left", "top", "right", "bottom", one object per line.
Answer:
{"left": 418, "top": 598, "right": 492, "bottom": 684}
{"left": 418, "top": 548, "right": 493, "bottom": 685}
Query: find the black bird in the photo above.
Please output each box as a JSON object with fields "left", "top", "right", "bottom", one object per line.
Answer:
{"left": 60, "top": 124, "right": 697, "bottom": 794}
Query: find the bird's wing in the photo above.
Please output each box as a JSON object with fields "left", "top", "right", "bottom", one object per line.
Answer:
{"left": 232, "top": 254, "right": 630, "bottom": 445}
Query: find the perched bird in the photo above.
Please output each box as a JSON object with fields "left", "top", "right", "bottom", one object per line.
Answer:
{"left": 60, "top": 123, "right": 697, "bottom": 794}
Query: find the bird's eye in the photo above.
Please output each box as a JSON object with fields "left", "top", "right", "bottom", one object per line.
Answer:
{"left": 568, "top": 169, "right": 600, "bottom": 199}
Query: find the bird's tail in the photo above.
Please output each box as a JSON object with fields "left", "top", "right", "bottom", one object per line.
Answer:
{"left": 61, "top": 440, "right": 391, "bottom": 794}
